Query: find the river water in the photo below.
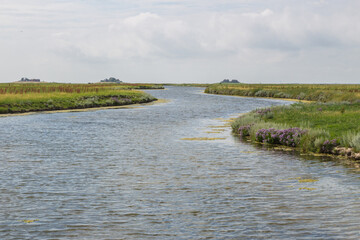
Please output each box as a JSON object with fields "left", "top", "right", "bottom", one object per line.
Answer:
{"left": 0, "top": 86, "right": 359, "bottom": 239}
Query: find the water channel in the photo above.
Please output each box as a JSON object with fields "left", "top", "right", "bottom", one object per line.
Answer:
{"left": 1, "top": 86, "right": 359, "bottom": 239}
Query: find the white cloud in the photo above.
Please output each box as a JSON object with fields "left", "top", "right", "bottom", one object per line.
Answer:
{"left": 1, "top": 0, "right": 360, "bottom": 83}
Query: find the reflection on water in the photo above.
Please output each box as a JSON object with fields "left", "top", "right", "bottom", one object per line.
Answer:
{"left": 0, "top": 87, "right": 359, "bottom": 239}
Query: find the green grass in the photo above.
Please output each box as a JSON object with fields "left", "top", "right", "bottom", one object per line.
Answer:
{"left": 0, "top": 83, "right": 161, "bottom": 114}
{"left": 206, "top": 83, "right": 360, "bottom": 154}
{"left": 231, "top": 102, "right": 360, "bottom": 154}
{"left": 265, "top": 102, "right": 360, "bottom": 139}
{"left": 205, "top": 83, "right": 360, "bottom": 102}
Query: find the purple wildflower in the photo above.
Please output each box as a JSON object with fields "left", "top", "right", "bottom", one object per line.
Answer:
{"left": 255, "top": 127, "right": 307, "bottom": 147}
{"left": 320, "top": 139, "right": 338, "bottom": 153}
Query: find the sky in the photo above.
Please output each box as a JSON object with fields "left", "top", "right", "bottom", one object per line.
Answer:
{"left": 1, "top": 0, "right": 360, "bottom": 84}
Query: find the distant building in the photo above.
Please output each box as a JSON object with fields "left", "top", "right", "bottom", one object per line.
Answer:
{"left": 100, "top": 77, "right": 122, "bottom": 83}
{"left": 19, "top": 77, "right": 40, "bottom": 82}
{"left": 220, "top": 79, "right": 239, "bottom": 84}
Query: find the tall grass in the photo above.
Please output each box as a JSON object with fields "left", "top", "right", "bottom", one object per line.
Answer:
{"left": 0, "top": 83, "right": 161, "bottom": 114}
{"left": 341, "top": 132, "right": 360, "bottom": 152}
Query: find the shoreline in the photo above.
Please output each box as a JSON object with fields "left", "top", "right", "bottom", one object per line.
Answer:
{"left": 204, "top": 92, "right": 314, "bottom": 103}
{"left": 0, "top": 99, "right": 169, "bottom": 117}
{"left": 240, "top": 136, "right": 360, "bottom": 164}
{"left": 210, "top": 113, "right": 360, "bottom": 165}
{"left": 204, "top": 83, "right": 360, "bottom": 103}
{"left": 0, "top": 83, "right": 165, "bottom": 115}
{"left": 204, "top": 90, "right": 360, "bottom": 163}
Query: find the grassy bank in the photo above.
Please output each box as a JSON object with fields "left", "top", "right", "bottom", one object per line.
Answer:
{"left": 215, "top": 84, "right": 360, "bottom": 159}
{"left": 205, "top": 83, "right": 360, "bottom": 102}
{"left": 0, "top": 83, "right": 161, "bottom": 114}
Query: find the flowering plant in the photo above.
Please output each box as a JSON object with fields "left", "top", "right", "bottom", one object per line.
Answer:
{"left": 320, "top": 139, "right": 338, "bottom": 153}
{"left": 255, "top": 108, "right": 271, "bottom": 116}
{"left": 238, "top": 124, "right": 253, "bottom": 137}
{"left": 255, "top": 127, "right": 307, "bottom": 147}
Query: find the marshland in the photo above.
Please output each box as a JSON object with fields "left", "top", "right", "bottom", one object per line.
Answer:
{"left": 205, "top": 83, "right": 360, "bottom": 159}
{"left": 0, "top": 83, "right": 163, "bottom": 114}
{"left": 1, "top": 86, "right": 360, "bottom": 239}
{"left": 205, "top": 83, "right": 360, "bottom": 102}
{"left": 2, "top": 0, "right": 360, "bottom": 239}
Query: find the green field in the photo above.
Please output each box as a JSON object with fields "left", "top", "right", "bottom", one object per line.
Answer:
{"left": 263, "top": 102, "right": 360, "bottom": 139}
{"left": 0, "top": 83, "right": 162, "bottom": 114}
{"left": 214, "top": 83, "right": 360, "bottom": 157}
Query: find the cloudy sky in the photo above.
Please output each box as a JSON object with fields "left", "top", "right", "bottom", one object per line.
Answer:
{"left": 1, "top": 0, "right": 359, "bottom": 83}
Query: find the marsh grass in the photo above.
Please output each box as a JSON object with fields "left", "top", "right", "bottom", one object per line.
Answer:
{"left": 0, "top": 83, "right": 160, "bottom": 114}
{"left": 341, "top": 132, "right": 360, "bottom": 152}
{"left": 265, "top": 102, "right": 360, "bottom": 139}
{"left": 205, "top": 83, "right": 360, "bottom": 102}
{"left": 232, "top": 102, "right": 360, "bottom": 154}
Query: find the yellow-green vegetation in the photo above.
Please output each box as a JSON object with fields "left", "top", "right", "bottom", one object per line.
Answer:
{"left": 298, "top": 179, "right": 319, "bottom": 183}
{"left": 240, "top": 151, "right": 255, "bottom": 154}
{"left": 226, "top": 84, "right": 360, "bottom": 159}
{"left": 280, "top": 177, "right": 319, "bottom": 190}
{"left": 207, "top": 125, "right": 230, "bottom": 128}
{"left": 181, "top": 137, "right": 226, "bottom": 141}
{"left": 0, "top": 83, "right": 162, "bottom": 114}
{"left": 20, "top": 219, "right": 39, "bottom": 223}
{"left": 299, "top": 187, "right": 317, "bottom": 191}
{"left": 205, "top": 83, "right": 360, "bottom": 102}
{"left": 206, "top": 129, "right": 226, "bottom": 133}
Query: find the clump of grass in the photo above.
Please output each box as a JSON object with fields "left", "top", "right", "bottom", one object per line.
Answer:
{"left": 299, "top": 129, "right": 330, "bottom": 153}
{"left": 341, "top": 132, "right": 360, "bottom": 152}
{"left": 231, "top": 113, "right": 260, "bottom": 133}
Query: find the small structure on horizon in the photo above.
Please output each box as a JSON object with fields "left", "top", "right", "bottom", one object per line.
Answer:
{"left": 220, "top": 79, "right": 240, "bottom": 84}
{"left": 100, "top": 77, "right": 122, "bottom": 83}
{"left": 19, "top": 77, "right": 40, "bottom": 82}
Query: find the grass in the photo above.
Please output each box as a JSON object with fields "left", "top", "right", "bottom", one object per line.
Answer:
{"left": 205, "top": 83, "right": 360, "bottom": 156}
{"left": 261, "top": 102, "right": 360, "bottom": 139}
{"left": 0, "top": 83, "right": 162, "bottom": 114}
{"left": 205, "top": 83, "right": 360, "bottom": 102}
{"left": 231, "top": 101, "right": 360, "bottom": 155}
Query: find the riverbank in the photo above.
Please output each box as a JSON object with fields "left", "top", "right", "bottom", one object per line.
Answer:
{"left": 205, "top": 83, "right": 360, "bottom": 102}
{"left": 0, "top": 83, "right": 161, "bottom": 114}
{"left": 0, "top": 99, "right": 169, "bottom": 117}
{"left": 230, "top": 100, "right": 360, "bottom": 161}
{"left": 204, "top": 83, "right": 360, "bottom": 161}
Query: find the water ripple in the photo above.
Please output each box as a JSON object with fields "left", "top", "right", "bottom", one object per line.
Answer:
{"left": 0, "top": 87, "right": 359, "bottom": 239}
